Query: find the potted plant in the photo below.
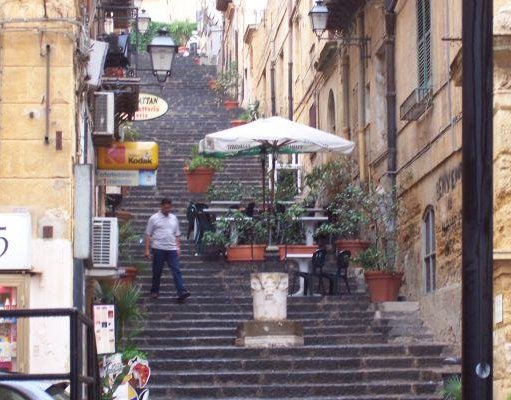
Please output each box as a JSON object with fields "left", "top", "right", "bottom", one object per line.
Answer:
{"left": 213, "top": 62, "right": 240, "bottom": 109}
{"left": 353, "top": 186, "right": 404, "bottom": 302}
{"left": 117, "top": 221, "right": 142, "bottom": 284}
{"left": 222, "top": 209, "right": 268, "bottom": 262}
{"left": 275, "top": 204, "right": 318, "bottom": 261}
{"left": 230, "top": 101, "right": 260, "bottom": 127}
{"left": 314, "top": 183, "right": 371, "bottom": 257}
{"left": 184, "top": 145, "right": 223, "bottom": 193}
{"left": 201, "top": 230, "right": 229, "bottom": 261}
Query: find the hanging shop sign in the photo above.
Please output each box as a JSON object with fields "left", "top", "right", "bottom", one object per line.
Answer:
{"left": 0, "top": 213, "right": 31, "bottom": 270}
{"left": 97, "top": 142, "right": 158, "bottom": 170}
{"left": 96, "top": 170, "right": 157, "bottom": 187}
{"left": 134, "top": 93, "right": 168, "bottom": 121}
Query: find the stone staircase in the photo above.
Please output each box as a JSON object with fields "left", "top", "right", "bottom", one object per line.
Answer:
{"left": 120, "top": 54, "right": 450, "bottom": 399}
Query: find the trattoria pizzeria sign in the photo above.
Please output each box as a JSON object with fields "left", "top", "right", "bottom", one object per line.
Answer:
{"left": 134, "top": 93, "right": 169, "bottom": 121}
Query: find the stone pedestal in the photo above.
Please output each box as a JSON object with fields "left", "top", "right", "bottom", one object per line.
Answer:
{"left": 235, "top": 320, "right": 304, "bottom": 348}
{"left": 235, "top": 272, "right": 304, "bottom": 348}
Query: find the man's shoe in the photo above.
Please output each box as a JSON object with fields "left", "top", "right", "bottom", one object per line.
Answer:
{"left": 150, "top": 292, "right": 159, "bottom": 299}
{"left": 177, "top": 291, "right": 191, "bottom": 303}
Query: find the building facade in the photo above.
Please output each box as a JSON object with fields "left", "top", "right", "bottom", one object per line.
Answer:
{"left": 215, "top": 0, "right": 463, "bottom": 357}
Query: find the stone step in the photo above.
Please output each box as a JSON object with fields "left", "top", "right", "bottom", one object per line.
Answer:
{"left": 147, "top": 355, "right": 445, "bottom": 371}
{"left": 147, "top": 381, "right": 440, "bottom": 398}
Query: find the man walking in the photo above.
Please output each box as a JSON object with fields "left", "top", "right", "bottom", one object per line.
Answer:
{"left": 144, "top": 198, "right": 190, "bottom": 302}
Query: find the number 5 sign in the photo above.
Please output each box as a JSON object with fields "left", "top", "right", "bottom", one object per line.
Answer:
{"left": 0, "top": 213, "right": 31, "bottom": 270}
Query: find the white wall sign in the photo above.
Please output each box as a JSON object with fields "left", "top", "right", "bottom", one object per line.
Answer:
{"left": 96, "top": 170, "right": 157, "bottom": 187}
{"left": 93, "top": 304, "right": 116, "bottom": 355}
{"left": 0, "top": 213, "right": 32, "bottom": 270}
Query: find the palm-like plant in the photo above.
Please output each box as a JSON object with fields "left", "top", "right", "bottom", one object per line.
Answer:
{"left": 440, "top": 375, "right": 461, "bottom": 400}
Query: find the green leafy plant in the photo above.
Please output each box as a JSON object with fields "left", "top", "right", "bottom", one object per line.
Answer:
{"left": 314, "top": 184, "right": 368, "bottom": 241}
{"left": 96, "top": 281, "right": 142, "bottom": 346}
{"left": 214, "top": 62, "right": 240, "bottom": 99}
{"left": 118, "top": 221, "right": 140, "bottom": 265}
{"left": 132, "top": 20, "right": 197, "bottom": 52}
{"left": 221, "top": 209, "right": 268, "bottom": 245}
{"left": 275, "top": 204, "right": 306, "bottom": 245}
{"left": 275, "top": 169, "right": 298, "bottom": 202}
{"left": 202, "top": 230, "right": 229, "bottom": 249}
{"left": 303, "top": 157, "right": 358, "bottom": 207}
{"left": 237, "top": 101, "right": 261, "bottom": 121}
{"left": 119, "top": 121, "right": 140, "bottom": 142}
{"left": 207, "top": 180, "right": 260, "bottom": 202}
{"left": 351, "top": 186, "right": 401, "bottom": 272}
{"left": 185, "top": 144, "right": 224, "bottom": 171}
{"left": 440, "top": 375, "right": 461, "bottom": 400}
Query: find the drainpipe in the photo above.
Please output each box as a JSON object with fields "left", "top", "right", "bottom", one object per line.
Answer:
{"left": 287, "top": 0, "right": 293, "bottom": 120}
{"left": 44, "top": 44, "right": 51, "bottom": 144}
{"left": 384, "top": 1, "right": 397, "bottom": 190}
{"left": 270, "top": 61, "right": 276, "bottom": 116}
{"left": 357, "top": 13, "right": 366, "bottom": 182}
{"left": 341, "top": 48, "right": 350, "bottom": 139}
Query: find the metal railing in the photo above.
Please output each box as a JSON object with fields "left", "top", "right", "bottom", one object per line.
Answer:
{"left": 400, "top": 86, "right": 432, "bottom": 121}
{"left": 0, "top": 308, "right": 99, "bottom": 400}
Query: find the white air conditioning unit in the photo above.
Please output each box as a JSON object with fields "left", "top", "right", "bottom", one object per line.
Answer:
{"left": 93, "top": 92, "right": 115, "bottom": 136}
{"left": 92, "top": 217, "right": 118, "bottom": 268}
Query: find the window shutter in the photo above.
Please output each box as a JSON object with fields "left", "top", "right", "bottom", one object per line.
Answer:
{"left": 416, "top": 0, "right": 432, "bottom": 89}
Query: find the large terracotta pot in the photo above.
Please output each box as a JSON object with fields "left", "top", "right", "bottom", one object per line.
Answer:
{"left": 277, "top": 245, "right": 318, "bottom": 261}
{"left": 226, "top": 245, "right": 266, "bottom": 262}
{"left": 364, "top": 270, "right": 404, "bottom": 302}
{"left": 118, "top": 266, "right": 138, "bottom": 285}
{"left": 224, "top": 99, "right": 239, "bottom": 110}
{"left": 184, "top": 166, "right": 215, "bottom": 193}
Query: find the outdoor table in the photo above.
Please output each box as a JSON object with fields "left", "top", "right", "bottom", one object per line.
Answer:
{"left": 203, "top": 207, "right": 232, "bottom": 216}
{"left": 286, "top": 253, "right": 314, "bottom": 296}
{"left": 296, "top": 216, "right": 329, "bottom": 245}
{"left": 210, "top": 200, "right": 242, "bottom": 207}
{"left": 304, "top": 207, "right": 326, "bottom": 216}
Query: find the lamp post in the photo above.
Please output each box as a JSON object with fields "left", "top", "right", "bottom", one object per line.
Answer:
{"left": 138, "top": 9, "right": 151, "bottom": 34}
{"left": 147, "top": 28, "right": 179, "bottom": 83}
{"left": 308, "top": 0, "right": 329, "bottom": 38}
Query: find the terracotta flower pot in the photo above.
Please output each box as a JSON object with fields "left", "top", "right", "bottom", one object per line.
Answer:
{"left": 118, "top": 266, "right": 138, "bottom": 285}
{"left": 335, "top": 239, "right": 371, "bottom": 268}
{"left": 184, "top": 166, "right": 215, "bottom": 193}
{"left": 277, "top": 245, "right": 318, "bottom": 262}
{"left": 230, "top": 119, "right": 248, "bottom": 127}
{"left": 226, "top": 245, "right": 266, "bottom": 262}
{"left": 364, "top": 270, "right": 403, "bottom": 302}
{"left": 224, "top": 100, "right": 239, "bottom": 110}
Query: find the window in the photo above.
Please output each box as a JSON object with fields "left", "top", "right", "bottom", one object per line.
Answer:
{"left": 422, "top": 207, "right": 436, "bottom": 293}
{"left": 416, "top": 0, "right": 432, "bottom": 88}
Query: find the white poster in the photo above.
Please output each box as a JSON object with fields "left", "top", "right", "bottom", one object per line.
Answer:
{"left": 0, "top": 213, "right": 31, "bottom": 270}
{"left": 93, "top": 304, "right": 116, "bottom": 355}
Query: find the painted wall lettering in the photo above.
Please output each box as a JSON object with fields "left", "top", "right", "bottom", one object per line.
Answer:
{"left": 436, "top": 163, "right": 462, "bottom": 200}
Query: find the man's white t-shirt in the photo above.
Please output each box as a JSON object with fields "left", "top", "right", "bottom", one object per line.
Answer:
{"left": 145, "top": 211, "right": 181, "bottom": 251}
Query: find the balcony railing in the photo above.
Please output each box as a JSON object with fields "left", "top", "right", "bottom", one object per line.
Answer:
{"left": 400, "top": 87, "right": 432, "bottom": 121}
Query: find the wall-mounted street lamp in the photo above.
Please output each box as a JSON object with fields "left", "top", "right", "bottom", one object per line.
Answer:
{"left": 308, "top": 0, "right": 329, "bottom": 38}
{"left": 308, "top": 0, "right": 370, "bottom": 56}
{"left": 147, "top": 28, "right": 179, "bottom": 83}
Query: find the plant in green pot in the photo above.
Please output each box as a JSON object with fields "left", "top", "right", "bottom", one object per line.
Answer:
{"left": 184, "top": 145, "right": 223, "bottom": 193}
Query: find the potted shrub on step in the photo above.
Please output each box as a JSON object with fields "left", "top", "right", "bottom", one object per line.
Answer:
{"left": 354, "top": 186, "right": 404, "bottom": 302}
{"left": 184, "top": 145, "right": 223, "bottom": 193}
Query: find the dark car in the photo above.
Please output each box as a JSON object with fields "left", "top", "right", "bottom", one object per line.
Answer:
{"left": 0, "top": 380, "right": 69, "bottom": 400}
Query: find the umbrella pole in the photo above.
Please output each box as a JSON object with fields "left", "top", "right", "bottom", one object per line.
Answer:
{"left": 261, "top": 154, "right": 266, "bottom": 212}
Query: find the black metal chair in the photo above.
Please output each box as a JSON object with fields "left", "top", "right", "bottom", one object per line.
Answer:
{"left": 195, "top": 210, "right": 215, "bottom": 254}
{"left": 244, "top": 202, "right": 256, "bottom": 217}
{"left": 295, "top": 248, "right": 328, "bottom": 296}
{"left": 320, "top": 249, "right": 352, "bottom": 296}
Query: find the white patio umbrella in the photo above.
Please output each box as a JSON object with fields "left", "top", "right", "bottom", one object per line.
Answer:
{"left": 199, "top": 116, "right": 355, "bottom": 210}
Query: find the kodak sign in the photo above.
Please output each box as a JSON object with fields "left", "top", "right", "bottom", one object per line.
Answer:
{"left": 97, "top": 142, "right": 159, "bottom": 170}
